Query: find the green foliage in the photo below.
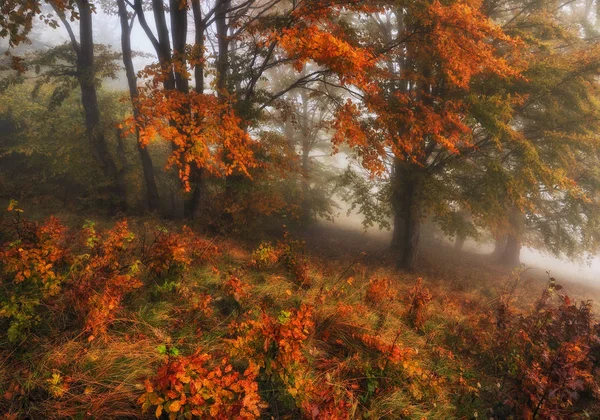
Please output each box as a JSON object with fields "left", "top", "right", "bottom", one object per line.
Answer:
{"left": 0, "top": 81, "right": 154, "bottom": 211}
{"left": 333, "top": 167, "right": 392, "bottom": 230}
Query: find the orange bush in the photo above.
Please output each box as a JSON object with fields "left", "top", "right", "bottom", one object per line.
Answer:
{"left": 365, "top": 277, "right": 397, "bottom": 306}
{"left": 405, "top": 278, "right": 433, "bottom": 329}
{"left": 139, "top": 351, "right": 263, "bottom": 419}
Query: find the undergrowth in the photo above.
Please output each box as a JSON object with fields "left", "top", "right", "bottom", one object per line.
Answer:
{"left": 1, "top": 205, "right": 599, "bottom": 419}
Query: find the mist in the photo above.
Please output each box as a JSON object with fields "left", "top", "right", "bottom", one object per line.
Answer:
{"left": 3, "top": 1, "right": 600, "bottom": 417}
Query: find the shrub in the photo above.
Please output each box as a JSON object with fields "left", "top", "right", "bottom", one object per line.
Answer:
{"left": 0, "top": 203, "right": 71, "bottom": 341}
{"left": 405, "top": 278, "right": 432, "bottom": 330}
{"left": 490, "top": 282, "right": 600, "bottom": 418}
{"left": 365, "top": 277, "right": 397, "bottom": 306}
{"left": 138, "top": 351, "right": 263, "bottom": 419}
{"left": 0, "top": 205, "right": 219, "bottom": 342}
{"left": 250, "top": 241, "right": 279, "bottom": 269}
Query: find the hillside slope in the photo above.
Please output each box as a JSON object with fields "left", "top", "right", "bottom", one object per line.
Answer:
{"left": 1, "top": 215, "right": 599, "bottom": 419}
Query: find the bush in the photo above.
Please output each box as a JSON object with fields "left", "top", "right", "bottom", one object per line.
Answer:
{"left": 0, "top": 204, "right": 218, "bottom": 342}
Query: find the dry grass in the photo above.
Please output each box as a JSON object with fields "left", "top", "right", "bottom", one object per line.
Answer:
{"left": 2, "top": 220, "right": 599, "bottom": 419}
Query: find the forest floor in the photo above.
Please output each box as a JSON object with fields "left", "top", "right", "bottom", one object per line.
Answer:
{"left": 303, "top": 221, "right": 600, "bottom": 312}
{"left": 1, "top": 213, "right": 599, "bottom": 419}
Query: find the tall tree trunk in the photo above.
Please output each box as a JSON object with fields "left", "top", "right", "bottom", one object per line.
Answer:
{"left": 183, "top": 169, "right": 203, "bottom": 219}
{"left": 182, "top": 0, "right": 207, "bottom": 219}
{"left": 76, "top": 0, "right": 126, "bottom": 210}
{"left": 300, "top": 93, "right": 311, "bottom": 223}
{"left": 166, "top": 0, "right": 197, "bottom": 218}
{"left": 391, "top": 159, "right": 422, "bottom": 270}
{"left": 191, "top": 0, "right": 204, "bottom": 95}
{"left": 454, "top": 234, "right": 465, "bottom": 251}
{"left": 215, "top": 0, "right": 231, "bottom": 94}
{"left": 169, "top": 0, "right": 189, "bottom": 93}
{"left": 501, "top": 209, "right": 524, "bottom": 267}
{"left": 151, "top": 0, "right": 176, "bottom": 90}
{"left": 117, "top": 0, "right": 161, "bottom": 212}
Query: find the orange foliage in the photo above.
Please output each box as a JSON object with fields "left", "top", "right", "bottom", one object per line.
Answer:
{"left": 127, "top": 87, "right": 257, "bottom": 192}
{"left": 276, "top": 25, "right": 375, "bottom": 88}
{"left": 72, "top": 220, "right": 143, "bottom": 337}
{"left": 0, "top": 207, "right": 218, "bottom": 341}
{"left": 365, "top": 277, "right": 397, "bottom": 306}
{"left": 327, "top": 0, "right": 524, "bottom": 171}
{"left": 405, "top": 278, "right": 433, "bottom": 329}
{"left": 425, "top": 0, "right": 523, "bottom": 89}
{"left": 143, "top": 225, "right": 218, "bottom": 276}
{"left": 139, "top": 352, "right": 263, "bottom": 419}
{"left": 224, "top": 275, "right": 250, "bottom": 302}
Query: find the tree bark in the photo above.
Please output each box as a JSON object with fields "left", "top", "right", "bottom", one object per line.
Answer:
{"left": 215, "top": 0, "right": 231, "bottom": 94}
{"left": 169, "top": 0, "right": 189, "bottom": 93}
{"left": 182, "top": 0, "right": 207, "bottom": 219}
{"left": 391, "top": 159, "right": 422, "bottom": 271}
{"left": 117, "top": 0, "right": 161, "bottom": 212}
{"left": 183, "top": 168, "right": 204, "bottom": 219}
{"left": 454, "top": 234, "right": 466, "bottom": 251}
{"left": 492, "top": 235, "right": 507, "bottom": 259}
{"left": 76, "top": 0, "right": 126, "bottom": 210}
{"left": 300, "top": 93, "right": 311, "bottom": 223}
{"left": 501, "top": 209, "right": 524, "bottom": 267}
{"left": 145, "top": 0, "right": 176, "bottom": 91}
{"left": 502, "top": 234, "right": 522, "bottom": 267}
{"left": 191, "top": 0, "right": 205, "bottom": 94}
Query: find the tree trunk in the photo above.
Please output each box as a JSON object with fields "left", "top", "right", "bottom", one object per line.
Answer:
{"left": 191, "top": 0, "right": 204, "bottom": 94}
{"left": 391, "top": 159, "right": 422, "bottom": 271}
{"left": 169, "top": 0, "right": 189, "bottom": 93}
{"left": 501, "top": 209, "right": 524, "bottom": 267}
{"left": 492, "top": 235, "right": 507, "bottom": 259}
{"left": 183, "top": 168, "right": 203, "bottom": 219}
{"left": 454, "top": 234, "right": 465, "bottom": 251}
{"left": 76, "top": 0, "right": 126, "bottom": 210}
{"left": 117, "top": 0, "right": 161, "bottom": 212}
{"left": 502, "top": 234, "right": 522, "bottom": 267}
{"left": 215, "top": 0, "right": 231, "bottom": 93}
{"left": 181, "top": 0, "right": 209, "bottom": 219}
{"left": 300, "top": 93, "right": 311, "bottom": 223}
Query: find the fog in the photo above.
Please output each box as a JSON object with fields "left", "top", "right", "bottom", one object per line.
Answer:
{"left": 1, "top": 6, "right": 159, "bottom": 89}
{"left": 3, "top": 1, "right": 599, "bottom": 289}
{"left": 323, "top": 201, "right": 600, "bottom": 288}
{"left": 462, "top": 240, "right": 600, "bottom": 286}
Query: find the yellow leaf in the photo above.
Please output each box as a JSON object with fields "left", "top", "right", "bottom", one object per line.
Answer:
{"left": 169, "top": 400, "right": 181, "bottom": 412}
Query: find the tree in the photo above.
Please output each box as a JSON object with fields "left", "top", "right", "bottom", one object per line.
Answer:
{"left": 57, "top": 0, "right": 127, "bottom": 209}
{"left": 319, "top": 0, "right": 522, "bottom": 269}
{"left": 273, "top": 83, "right": 339, "bottom": 223}
{"left": 1, "top": 0, "right": 128, "bottom": 210}
{"left": 116, "top": 0, "right": 161, "bottom": 212}
{"left": 463, "top": 0, "right": 600, "bottom": 267}
{"left": 127, "top": 0, "right": 377, "bottom": 220}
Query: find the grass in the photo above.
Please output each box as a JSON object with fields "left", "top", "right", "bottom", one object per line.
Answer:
{"left": 1, "top": 218, "right": 599, "bottom": 418}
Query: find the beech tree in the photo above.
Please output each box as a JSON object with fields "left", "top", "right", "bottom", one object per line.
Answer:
{"left": 460, "top": 0, "right": 600, "bottom": 266}
{"left": 311, "top": 0, "right": 523, "bottom": 270}
{"left": 126, "top": 0, "right": 377, "bottom": 220}
{"left": 116, "top": 0, "right": 161, "bottom": 211}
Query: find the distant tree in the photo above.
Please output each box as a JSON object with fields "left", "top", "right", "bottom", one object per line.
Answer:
{"left": 1, "top": 0, "right": 127, "bottom": 210}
